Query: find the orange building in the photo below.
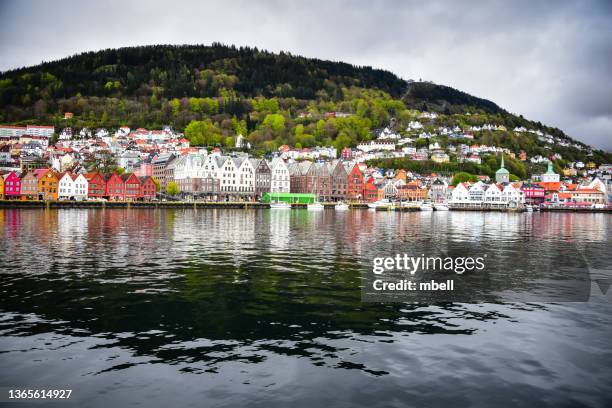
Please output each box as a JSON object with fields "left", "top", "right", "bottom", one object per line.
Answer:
{"left": 37, "top": 169, "right": 59, "bottom": 200}
{"left": 397, "top": 181, "right": 428, "bottom": 201}
{"left": 0, "top": 174, "right": 4, "bottom": 199}
{"left": 395, "top": 169, "right": 407, "bottom": 182}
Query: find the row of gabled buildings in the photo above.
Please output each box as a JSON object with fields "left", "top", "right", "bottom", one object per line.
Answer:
{"left": 0, "top": 169, "right": 157, "bottom": 201}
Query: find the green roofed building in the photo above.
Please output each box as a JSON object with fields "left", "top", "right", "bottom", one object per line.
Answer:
{"left": 495, "top": 154, "right": 510, "bottom": 184}
{"left": 262, "top": 192, "right": 317, "bottom": 204}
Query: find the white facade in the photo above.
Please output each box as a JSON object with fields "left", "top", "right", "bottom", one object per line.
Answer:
{"left": 174, "top": 153, "right": 205, "bottom": 180}
{"left": 450, "top": 183, "right": 470, "bottom": 203}
{"left": 237, "top": 158, "right": 255, "bottom": 193}
{"left": 58, "top": 173, "right": 88, "bottom": 200}
{"left": 450, "top": 182, "right": 525, "bottom": 205}
{"left": 269, "top": 158, "right": 290, "bottom": 192}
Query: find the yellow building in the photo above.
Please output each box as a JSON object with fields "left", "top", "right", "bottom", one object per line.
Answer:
{"left": 0, "top": 174, "right": 4, "bottom": 199}
{"left": 563, "top": 167, "right": 577, "bottom": 177}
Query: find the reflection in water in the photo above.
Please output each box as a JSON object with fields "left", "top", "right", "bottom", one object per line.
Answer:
{"left": 1, "top": 209, "right": 612, "bottom": 407}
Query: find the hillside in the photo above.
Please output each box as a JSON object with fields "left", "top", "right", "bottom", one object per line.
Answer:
{"left": 0, "top": 43, "right": 609, "bottom": 167}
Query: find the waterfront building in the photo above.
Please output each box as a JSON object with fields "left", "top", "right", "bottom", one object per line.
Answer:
{"left": 139, "top": 176, "right": 157, "bottom": 201}
{"left": 254, "top": 159, "right": 271, "bottom": 199}
{"left": 347, "top": 163, "right": 364, "bottom": 200}
{"left": 450, "top": 183, "right": 471, "bottom": 203}
{"left": 570, "top": 188, "right": 606, "bottom": 204}
{"left": 0, "top": 173, "right": 4, "bottom": 199}
{"left": 330, "top": 161, "right": 348, "bottom": 201}
{"left": 58, "top": 172, "right": 88, "bottom": 201}
{"left": 269, "top": 157, "right": 290, "bottom": 193}
{"left": 468, "top": 181, "right": 487, "bottom": 202}
{"left": 85, "top": 172, "right": 106, "bottom": 200}
{"left": 173, "top": 153, "right": 205, "bottom": 194}
{"left": 3, "top": 171, "right": 21, "bottom": 198}
{"left": 122, "top": 173, "right": 142, "bottom": 201}
{"left": 105, "top": 172, "right": 125, "bottom": 201}
{"left": 237, "top": 157, "right": 255, "bottom": 196}
{"left": 429, "top": 178, "right": 448, "bottom": 203}
{"left": 397, "top": 180, "right": 428, "bottom": 202}
{"left": 363, "top": 177, "right": 379, "bottom": 202}
{"left": 521, "top": 183, "right": 546, "bottom": 205}
{"left": 35, "top": 169, "right": 59, "bottom": 201}
{"left": 20, "top": 171, "right": 38, "bottom": 200}
{"left": 289, "top": 161, "right": 312, "bottom": 194}
{"left": 484, "top": 183, "right": 503, "bottom": 203}
{"left": 261, "top": 192, "right": 316, "bottom": 204}
{"left": 152, "top": 153, "right": 175, "bottom": 190}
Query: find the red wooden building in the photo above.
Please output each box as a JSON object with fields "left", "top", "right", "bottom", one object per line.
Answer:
{"left": 105, "top": 172, "right": 125, "bottom": 201}
{"left": 85, "top": 172, "right": 106, "bottom": 200}
{"left": 121, "top": 173, "right": 141, "bottom": 201}
{"left": 347, "top": 164, "right": 364, "bottom": 200}
{"left": 139, "top": 176, "right": 157, "bottom": 201}
{"left": 521, "top": 182, "right": 546, "bottom": 205}
{"left": 363, "top": 177, "right": 379, "bottom": 202}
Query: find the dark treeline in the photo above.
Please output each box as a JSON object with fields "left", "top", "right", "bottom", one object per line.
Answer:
{"left": 0, "top": 43, "right": 406, "bottom": 104}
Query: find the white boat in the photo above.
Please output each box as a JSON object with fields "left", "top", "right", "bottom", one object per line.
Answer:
{"left": 367, "top": 199, "right": 391, "bottom": 209}
{"left": 420, "top": 202, "right": 433, "bottom": 211}
{"left": 335, "top": 202, "right": 349, "bottom": 211}
{"left": 270, "top": 202, "right": 291, "bottom": 209}
{"left": 526, "top": 205, "right": 533, "bottom": 212}
{"left": 434, "top": 204, "right": 449, "bottom": 211}
{"left": 307, "top": 202, "right": 324, "bottom": 211}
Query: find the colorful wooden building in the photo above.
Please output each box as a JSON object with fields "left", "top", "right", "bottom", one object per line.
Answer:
{"left": 3, "top": 172, "right": 21, "bottom": 199}
{"left": 139, "top": 176, "right": 157, "bottom": 201}
{"left": 104, "top": 172, "right": 125, "bottom": 201}
{"left": 85, "top": 172, "right": 106, "bottom": 200}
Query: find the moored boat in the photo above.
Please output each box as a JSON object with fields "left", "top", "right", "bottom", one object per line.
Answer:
{"left": 367, "top": 199, "right": 391, "bottom": 209}
{"left": 270, "top": 202, "right": 291, "bottom": 209}
{"left": 420, "top": 202, "right": 433, "bottom": 211}
{"left": 307, "top": 202, "right": 324, "bottom": 211}
{"left": 434, "top": 203, "right": 449, "bottom": 211}
{"left": 335, "top": 202, "right": 349, "bottom": 211}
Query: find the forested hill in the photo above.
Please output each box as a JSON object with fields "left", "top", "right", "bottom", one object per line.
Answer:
{"left": 0, "top": 44, "right": 406, "bottom": 102}
{"left": 0, "top": 44, "right": 504, "bottom": 113}
{"left": 0, "top": 43, "right": 609, "bottom": 165}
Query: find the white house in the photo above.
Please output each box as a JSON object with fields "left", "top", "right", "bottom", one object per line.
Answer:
{"left": 484, "top": 183, "right": 503, "bottom": 203}
{"left": 450, "top": 183, "right": 471, "bottom": 203}
{"left": 58, "top": 173, "right": 88, "bottom": 201}
{"left": 502, "top": 183, "right": 525, "bottom": 204}
{"left": 468, "top": 181, "right": 487, "bottom": 202}
{"left": 236, "top": 157, "right": 255, "bottom": 194}
{"left": 174, "top": 153, "right": 205, "bottom": 180}
{"left": 269, "top": 157, "right": 290, "bottom": 193}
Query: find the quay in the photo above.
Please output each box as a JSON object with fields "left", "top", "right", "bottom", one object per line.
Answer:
{"left": 0, "top": 200, "right": 370, "bottom": 210}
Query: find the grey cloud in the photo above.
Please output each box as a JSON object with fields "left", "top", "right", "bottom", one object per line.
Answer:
{"left": 0, "top": 0, "right": 610, "bottom": 150}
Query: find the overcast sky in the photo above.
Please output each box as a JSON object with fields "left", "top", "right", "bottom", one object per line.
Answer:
{"left": 1, "top": 0, "right": 611, "bottom": 150}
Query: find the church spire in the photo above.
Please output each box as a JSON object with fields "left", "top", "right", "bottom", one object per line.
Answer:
{"left": 500, "top": 153, "right": 505, "bottom": 169}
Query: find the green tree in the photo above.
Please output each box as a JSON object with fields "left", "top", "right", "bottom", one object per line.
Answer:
{"left": 152, "top": 177, "right": 161, "bottom": 191}
{"left": 167, "top": 181, "right": 180, "bottom": 196}
{"left": 451, "top": 172, "right": 479, "bottom": 186}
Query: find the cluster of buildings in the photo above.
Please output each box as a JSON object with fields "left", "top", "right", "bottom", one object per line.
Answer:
{"left": 1, "top": 123, "right": 611, "bottom": 208}
{"left": 447, "top": 160, "right": 608, "bottom": 208}
{"left": 0, "top": 169, "right": 157, "bottom": 201}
